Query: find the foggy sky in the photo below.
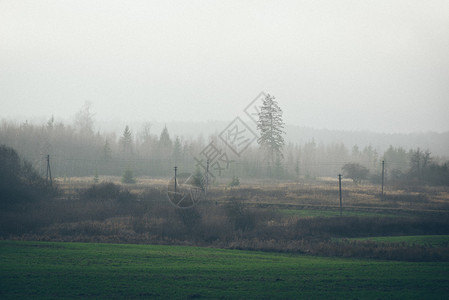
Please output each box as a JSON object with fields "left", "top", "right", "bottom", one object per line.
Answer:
{"left": 1, "top": 0, "right": 448, "bottom": 133}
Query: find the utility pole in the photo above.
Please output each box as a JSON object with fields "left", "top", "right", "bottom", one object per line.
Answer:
{"left": 174, "top": 166, "right": 178, "bottom": 197}
{"left": 46, "top": 154, "right": 53, "bottom": 187}
{"left": 205, "top": 159, "right": 209, "bottom": 200}
{"left": 381, "top": 160, "right": 385, "bottom": 201}
{"left": 338, "top": 174, "right": 342, "bottom": 217}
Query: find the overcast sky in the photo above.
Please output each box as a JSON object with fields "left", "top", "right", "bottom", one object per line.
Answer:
{"left": 1, "top": 0, "right": 448, "bottom": 133}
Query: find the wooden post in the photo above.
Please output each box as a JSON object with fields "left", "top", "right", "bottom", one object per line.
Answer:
{"left": 46, "top": 154, "right": 53, "bottom": 187}
{"left": 174, "top": 166, "right": 178, "bottom": 197}
{"left": 381, "top": 160, "right": 385, "bottom": 201}
{"left": 338, "top": 174, "right": 342, "bottom": 217}
{"left": 205, "top": 159, "right": 209, "bottom": 200}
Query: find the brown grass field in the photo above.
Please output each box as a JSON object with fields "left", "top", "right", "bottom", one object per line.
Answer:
{"left": 57, "top": 175, "right": 449, "bottom": 213}
{"left": 3, "top": 175, "right": 449, "bottom": 261}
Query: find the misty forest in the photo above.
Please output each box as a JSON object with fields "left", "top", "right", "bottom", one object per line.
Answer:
{"left": 2, "top": 1, "right": 449, "bottom": 297}
{"left": 2, "top": 100, "right": 449, "bottom": 298}
{"left": 1, "top": 102, "right": 448, "bottom": 183}
{"left": 2, "top": 96, "right": 449, "bottom": 255}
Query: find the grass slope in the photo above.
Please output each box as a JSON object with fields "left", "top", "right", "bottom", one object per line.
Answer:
{"left": 1, "top": 241, "right": 449, "bottom": 299}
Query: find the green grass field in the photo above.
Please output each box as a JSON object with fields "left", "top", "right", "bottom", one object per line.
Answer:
{"left": 1, "top": 240, "right": 448, "bottom": 299}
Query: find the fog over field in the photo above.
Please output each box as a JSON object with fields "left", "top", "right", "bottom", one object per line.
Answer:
{"left": 2, "top": 3, "right": 449, "bottom": 298}
{"left": 1, "top": 0, "right": 449, "bottom": 134}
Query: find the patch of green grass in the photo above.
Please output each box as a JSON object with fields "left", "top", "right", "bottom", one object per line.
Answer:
{"left": 1, "top": 241, "right": 449, "bottom": 299}
{"left": 352, "top": 235, "right": 449, "bottom": 247}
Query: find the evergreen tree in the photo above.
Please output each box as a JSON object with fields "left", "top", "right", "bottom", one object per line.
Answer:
{"left": 361, "top": 145, "right": 378, "bottom": 170}
{"left": 46, "top": 115, "right": 55, "bottom": 131}
{"left": 191, "top": 167, "right": 204, "bottom": 188}
{"left": 173, "top": 136, "right": 182, "bottom": 164}
{"left": 103, "top": 139, "right": 112, "bottom": 160}
{"left": 295, "top": 159, "right": 300, "bottom": 179}
{"left": 229, "top": 176, "right": 240, "bottom": 187}
{"left": 159, "top": 125, "right": 172, "bottom": 149}
{"left": 121, "top": 169, "right": 136, "bottom": 184}
{"left": 141, "top": 122, "right": 152, "bottom": 143}
{"left": 352, "top": 145, "right": 360, "bottom": 158}
{"left": 158, "top": 125, "right": 173, "bottom": 160}
{"left": 120, "top": 125, "right": 133, "bottom": 154}
{"left": 140, "top": 122, "right": 153, "bottom": 155}
{"left": 383, "top": 146, "right": 408, "bottom": 169}
{"left": 256, "top": 94, "right": 285, "bottom": 164}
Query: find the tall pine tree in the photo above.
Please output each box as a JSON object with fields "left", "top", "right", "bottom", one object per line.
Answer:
{"left": 256, "top": 94, "right": 285, "bottom": 165}
{"left": 120, "top": 125, "right": 133, "bottom": 154}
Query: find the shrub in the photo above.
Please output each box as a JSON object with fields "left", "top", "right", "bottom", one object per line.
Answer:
{"left": 93, "top": 171, "right": 99, "bottom": 183}
{"left": 177, "top": 207, "right": 202, "bottom": 230}
{"left": 80, "top": 182, "right": 137, "bottom": 203}
{"left": 225, "top": 197, "right": 255, "bottom": 231}
{"left": 82, "top": 182, "right": 121, "bottom": 200}
{"left": 191, "top": 167, "right": 204, "bottom": 188}
{"left": 229, "top": 176, "right": 240, "bottom": 187}
{"left": 121, "top": 169, "right": 136, "bottom": 184}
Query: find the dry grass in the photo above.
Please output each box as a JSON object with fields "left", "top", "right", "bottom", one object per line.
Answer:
{"left": 55, "top": 176, "right": 449, "bottom": 214}
{"left": 3, "top": 177, "right": 449, "bottom": 261}
{"left": 203, "top": 180, "right": 449, "bottom": 215}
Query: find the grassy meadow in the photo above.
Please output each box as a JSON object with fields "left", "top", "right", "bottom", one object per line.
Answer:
{"left": 2, "top": 177, "right": 449, "bottom": 259}
{"left": 1, "top": 240, "right": 449, "bottom": 299}
{"left": 2, "top": 177, "right": 449, "bottom": 298}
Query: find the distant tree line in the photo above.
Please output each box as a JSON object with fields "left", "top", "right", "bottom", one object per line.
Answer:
{"left": 342, "top": 147, "right": 449, "bottom": 186}
{"left": 0, "top": 111, "right": 448, "bottom": 185}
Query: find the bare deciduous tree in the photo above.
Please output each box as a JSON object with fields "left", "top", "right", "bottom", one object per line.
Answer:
{"left": 342, "top": 162, "right": 369, "bottom": 184}
{"left": 74, "top": 102, "right": 95, "bottom": 135}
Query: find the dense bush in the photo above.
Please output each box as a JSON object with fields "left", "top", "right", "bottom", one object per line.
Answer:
{"left": 79, "top": 182, "right": 136, "bottom": 202}
{"left": 225, "top": 197, "right": 256, "bottom": 231}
